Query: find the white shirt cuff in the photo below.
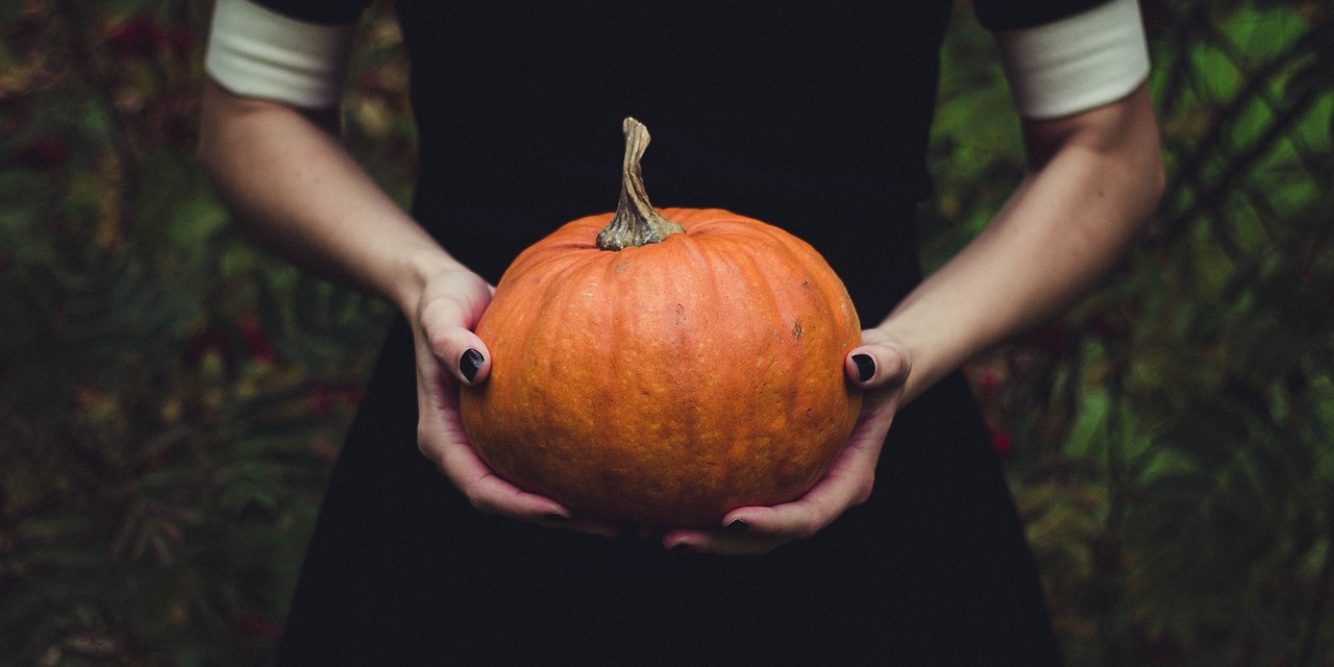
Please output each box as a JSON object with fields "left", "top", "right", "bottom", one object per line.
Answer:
{"left": 204, "top": 0, "right": 356, "bottom": 108}
{"left": 994, "top": 0, "right": 1152, "bottom": 119}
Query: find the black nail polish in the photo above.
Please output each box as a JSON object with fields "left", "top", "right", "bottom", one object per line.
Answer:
{"left": 727, "top": 519, "right": 749, "bottom": 534}
{"left": 541, "top": 513, "right": 567, "bottom": 524}
{"left": 853, "top": 354, "right": 875, "bottom": 383}
{"left": 460, "top": 348, "right": 484, "bottom": 383}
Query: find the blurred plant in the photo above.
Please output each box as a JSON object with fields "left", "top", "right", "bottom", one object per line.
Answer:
{"left": 0, "top": 0, "right": 407, "bottom": 662}
{"left": 934, "top": 1, "right": 1334, "bottom": 664}
{"left": 1, "top": 0, "right": 1330, "bottom": 663}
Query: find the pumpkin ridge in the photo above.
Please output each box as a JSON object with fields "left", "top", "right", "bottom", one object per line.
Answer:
{"left": 519, "top": 216, "right": 608, "bottom": 259}
{"left": 683, "top": 234, "right": 736, "bottom": 480}
{"left": 757, "top": 226, "right": 858, "bottom": 340}
{"left": 503, "top": 258, "right": 583, "bottom": 428}
{"left": 675, "top": 212, "right": 741, "bottom": 229}
{"left": 496, "top": 222, "right": 602, "bottom": 286}
{"left": 565, "top": 259, "right": 618, "bottom": 506}
{"left": 512, "top": 244, "right": 596, "bottom": 288}
{"left": 601, "top": 250, "right": 627, "bottom": 456}
{"left": 688, "top": 219, "right": 788, "bottom": 244}
{"left": 686, "top": 237, "right": 739, "bottom": 487}
{"left": 722, "top": 232, "right": 802, "bottom": 346}
{"left": 767, "top": 233, "right": 848, "bottom": 346}
{"left": 712, "top": 235, "right": 795, "bottom": 469}
{"left": 682, "top": 212, "right": 758, "bottom": 230}
{"left": 530, "top": 254, "right": 619, "bottom": 504}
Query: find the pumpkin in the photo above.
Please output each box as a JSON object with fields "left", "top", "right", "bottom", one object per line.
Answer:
{"left": 458, "top": 118, "right": 862, "bottom": 527}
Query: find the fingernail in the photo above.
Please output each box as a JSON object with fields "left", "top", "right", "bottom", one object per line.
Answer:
{"left": 727, "top": 519, "right": 749, "bottom": 534}
{"left": 541, "top": 513, "right": 567, "bottom": 524}
{"left": 460, "top": 348, "right": 484, "bottom": 383}
{"left": 853, "top": 354, "right": 875, "bottom": 383}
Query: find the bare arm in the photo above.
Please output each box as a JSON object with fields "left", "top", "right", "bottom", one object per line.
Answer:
{"left": 198, "top": 79, "right": 606, "bottom": 532}
{"left": 672, "top": 85, "right": 1164, "bottom": 554}
{"left": 197, "top": 80, "right": 454, "bottom": 314}
{"left": 882, "top": 83, "right": 1165, "bottom": 403}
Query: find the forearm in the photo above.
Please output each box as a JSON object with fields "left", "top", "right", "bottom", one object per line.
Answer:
{"left": 882, "top": 85, "right": 1165, "bottom": 403}
{"left": 197, "top": 81, "right": 456, "bottom": 314}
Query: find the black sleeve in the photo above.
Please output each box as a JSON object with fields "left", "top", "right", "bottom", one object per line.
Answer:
{"left": 248, "top": 0, "right": 372, "bottom": 26}
{"left": 973, "top": 0, "right": 1115, "bottom": 31}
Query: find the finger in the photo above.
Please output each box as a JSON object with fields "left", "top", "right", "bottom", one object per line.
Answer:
{"left": 723, "top": 426, "right": 887, "bottom": 539}
{"left": 662, "top": 462, "right": 875, "bottom": 555}
{"left": 660, "top": 477, "right": 853, "bottom": 554}
{"left": 708, "top": 495, "right": 840, "bottom": 551}
{"left": 439, "top": 451, "right": 615, "bottom": 536}
{"left": 660, "top": 413, "right": 892, "bottom": 555}
{"left": 417, "top": 288, "right": 494, "bottom": 386}
{"left": 666, "top": 359, "right": 902, "bottom": 555}
{"left": 435, "top": 435, "right": 571, "bottom": 520}
{"left": 562, "top": 518, "right": 620, "bottom": 538}
{"left": 737, "top": 496, "right": 828, "bottom": 537}
{"left": 414, "top": 358, "right": 564, "bottom": 520}
{"left": 425, "top": 322, "right": 493, "bottom": 386}
{"left": 418, "top": 391, "right": 614, "bottom": 536}
{"left": 660, "top": 527, "right": 786, "bottom": 556}
{"left": 845, "top": 341, "right": 910, "bottom": 390}
{"left": 413, "top": 321, "right": 610, "bottom": 537}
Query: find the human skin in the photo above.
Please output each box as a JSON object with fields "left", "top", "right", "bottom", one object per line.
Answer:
{"left": 198, "top": 76, "right": 1163, "bottom": 555}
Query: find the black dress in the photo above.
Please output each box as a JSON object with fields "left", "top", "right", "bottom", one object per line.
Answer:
{"left": 267, "top": 2, "right": 1101, "bottom": 663}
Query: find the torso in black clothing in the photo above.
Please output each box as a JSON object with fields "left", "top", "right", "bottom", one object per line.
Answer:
{"left": 398, "top": 1, "right": 949, "bottom": 315}
{"left": 275, "top": 2, "right": 1067, "bottom": 664}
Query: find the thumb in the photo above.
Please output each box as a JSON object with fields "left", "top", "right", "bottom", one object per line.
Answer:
{"left": 845, "top": 340, "right": 910, "bottom": 390}
{"left": 421, "top": 307, "right": 493, "bottom": 386}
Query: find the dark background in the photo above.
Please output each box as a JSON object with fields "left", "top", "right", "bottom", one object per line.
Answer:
{"left": 0, "top": 0, "right": 1330, "bottom": 663}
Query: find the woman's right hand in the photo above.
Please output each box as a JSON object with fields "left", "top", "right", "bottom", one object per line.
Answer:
{"left": 196, "top": 81, "right": 612, "bottom": 534}
{"left": 408, "top": 266, "right": 616, "bottom": 536}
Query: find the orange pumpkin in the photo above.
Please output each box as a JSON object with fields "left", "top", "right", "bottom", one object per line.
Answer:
{"left": 459, "top": 118, "right": 862, "bottom": 526}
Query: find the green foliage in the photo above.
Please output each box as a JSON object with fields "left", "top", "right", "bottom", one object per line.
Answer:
{"left": 937, "top": 2, "right": 1334, "bottom": 664}
{"left": 0, "top": 0, "right": 402, "bottom": 662}
{"left": 0, "top": 0, "right": 1329, "bottom": 663}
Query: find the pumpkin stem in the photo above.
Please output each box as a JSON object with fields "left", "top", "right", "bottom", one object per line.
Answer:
{"left": 596, "top": 117, "right": 686, "bottom": 251}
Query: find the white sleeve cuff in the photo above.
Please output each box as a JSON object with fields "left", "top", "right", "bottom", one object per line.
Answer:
{"left": 994, "top": 0, "right": 1151, "bottom": 119}
{"left": 204, "top": 0, "right": 356, "bottom": 108}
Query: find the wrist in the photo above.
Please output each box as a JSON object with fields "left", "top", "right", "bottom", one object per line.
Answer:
{"left": 874, "top": 318, "right": 967, "bottom": 405}
{"left": 389, "top": 246, "right": 471, "bottom": 317}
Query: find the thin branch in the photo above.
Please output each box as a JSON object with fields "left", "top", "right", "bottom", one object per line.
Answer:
{"left": 1098, "top": 367, "right": 1130, "bottom": 666}
{"left": 52, "top": 0, "right": 141, "bottom": 236}
{"left": 1295, "top": 500, "right": 1334, "bottom": 667}
{"left": 1159, "top": 23, "right": 1332, "bottom": 226}
{"left": 1159, "top": 83, "right": 1326, "bottom": 245}
{"left": 1157, "top": 2, "right": 1212, "bottom": 117}
{"left": 1201, "top": 19, "right": 1328, "bottom": 181}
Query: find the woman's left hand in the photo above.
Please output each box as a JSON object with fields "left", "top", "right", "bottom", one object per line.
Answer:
{"left": 660, "top": 327, "right": 911, "bottom": 555}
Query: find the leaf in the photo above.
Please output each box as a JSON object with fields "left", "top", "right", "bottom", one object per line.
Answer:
{"left": 1065, "top": 390, "right": 1109, "bottom": 460}
{"left": 1283, "top": 49, "right": 1334, "bottom": 108}
{"left": 252, "top": 270, "right": 287, "bottom": 341}
{"left": 292, "top": 274, "right": 326, "bottom": 334}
